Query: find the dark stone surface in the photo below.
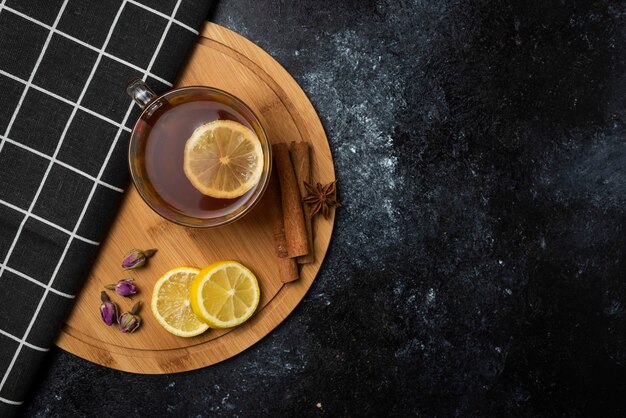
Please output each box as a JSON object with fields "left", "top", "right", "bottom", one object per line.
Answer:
{"left": 22, "top": 0, "right": 626, "bottom": 416}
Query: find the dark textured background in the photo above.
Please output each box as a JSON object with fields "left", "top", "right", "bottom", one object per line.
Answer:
{"left": 21, "top": 0, "right": 626, "bottom": 416}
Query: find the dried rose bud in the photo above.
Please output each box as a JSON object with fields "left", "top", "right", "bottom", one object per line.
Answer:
{"left": 105, "top": 278, "right": 138, "bottom": 298}
{"left": 119, "top": 301, "right": 142, "bottom": 333}
{"left": 121, "top": 248, "right": 157, "bottom": 270}
{"left": 99, "top": 291, "right": 119, "bottom": 326}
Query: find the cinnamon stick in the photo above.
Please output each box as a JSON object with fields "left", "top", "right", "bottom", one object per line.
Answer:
{"left": 266, "top": 169, "right": 299, "bottom": 283}
{"left": 272, "top": 143, "right": 309, "bottom": 258}
{"left": 290, "top": 141, "right": 315, "bottom": 264}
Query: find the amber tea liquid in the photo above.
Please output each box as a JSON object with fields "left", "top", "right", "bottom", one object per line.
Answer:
{"left": 134, "top": 94, "right": 259, "bottom": 219}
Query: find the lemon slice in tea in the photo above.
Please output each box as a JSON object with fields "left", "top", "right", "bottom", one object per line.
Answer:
{"left": 151, "top": 267, "right": 209, "bottom": 337}
{"left": 189, "top": 261, "right": 260, "bottom": 328}
{"left": 183, "top": 120, "right": 264, "bottom": 199}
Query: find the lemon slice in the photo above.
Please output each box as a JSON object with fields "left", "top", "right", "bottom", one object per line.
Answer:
{"left": 151, "top": 267, "right": 209, "bottom": 337}
{"left": 190, "top": 261, "right": 260, "bottom": 328}
{"left": 183, "top": 120, "right": 264, "bottom": 199}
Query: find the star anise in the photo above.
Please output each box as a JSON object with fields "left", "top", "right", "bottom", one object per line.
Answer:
{"left": 302, "top": 180, "right": 339, "bottom": 219}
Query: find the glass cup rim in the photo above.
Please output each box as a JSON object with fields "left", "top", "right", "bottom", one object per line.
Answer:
{"left": 128, "top": 85, "right": 272, "bottom": 228}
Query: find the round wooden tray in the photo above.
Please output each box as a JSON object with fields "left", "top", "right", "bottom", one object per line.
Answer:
{"left": 56, "top": 23, "right": 335, "bottom": 374}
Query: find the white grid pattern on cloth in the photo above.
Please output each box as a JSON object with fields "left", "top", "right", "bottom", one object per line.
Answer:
{"left": 3, "top": 5, "right": 174, "bottom": 88}
{"left": 0, "top": 0, "right": 187, "bottom": 405}
{"left": 0, "top": 0, "right": 70, "bottom": 289}
{"left": 0, "top": 396, "right": 21, "bottom": 406}
{"left": 0, "top": 328, "right": 48, "bottom": 352}
{"left": 0, "top": 67, "right": 133, "bottom": 133}
{"left": 0, "top": 263, "right": 74, "bottom": 299}
{"left": 127, "top": 0, "right": 198, "bottom": 35}
{"left": 0, "top": 0, "right": 70, "bottom": 405}
{"left": 0, "top": 2, "right": 69, "bottom": 154}
{"left": 0, "top": 197, "right": 99, "bottom": 245}
{"left": 0, "top": 133, "right": 124, "bottom": 193}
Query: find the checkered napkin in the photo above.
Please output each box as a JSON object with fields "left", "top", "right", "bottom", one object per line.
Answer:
{"left": 0, "top": 0, "right": 211, "bottom": 414}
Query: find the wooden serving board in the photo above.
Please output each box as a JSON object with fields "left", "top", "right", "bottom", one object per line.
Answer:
{"left": 55, "top": 23, "right": 335, "bottom": 374}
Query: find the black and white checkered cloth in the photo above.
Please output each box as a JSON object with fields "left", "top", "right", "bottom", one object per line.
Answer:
{"left": 0, "top": 0, "right": 211, "bottom": 415}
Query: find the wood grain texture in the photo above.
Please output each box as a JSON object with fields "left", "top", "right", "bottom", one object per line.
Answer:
{"left": 55, "top": 22, "right": 335, "bottom": 374}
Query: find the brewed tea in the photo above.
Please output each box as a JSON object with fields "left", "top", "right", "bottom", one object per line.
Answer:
{"left": 133, "top": 94, "right": 260, "bottom": 220}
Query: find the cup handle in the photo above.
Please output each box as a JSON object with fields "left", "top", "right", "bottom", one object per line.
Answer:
{"left": 125, "top": 77, "right": 157, "bottom": 109}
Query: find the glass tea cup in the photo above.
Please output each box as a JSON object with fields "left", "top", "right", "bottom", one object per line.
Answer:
{"left": 125, "top": 78, "right": 272, "bottom": 228}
